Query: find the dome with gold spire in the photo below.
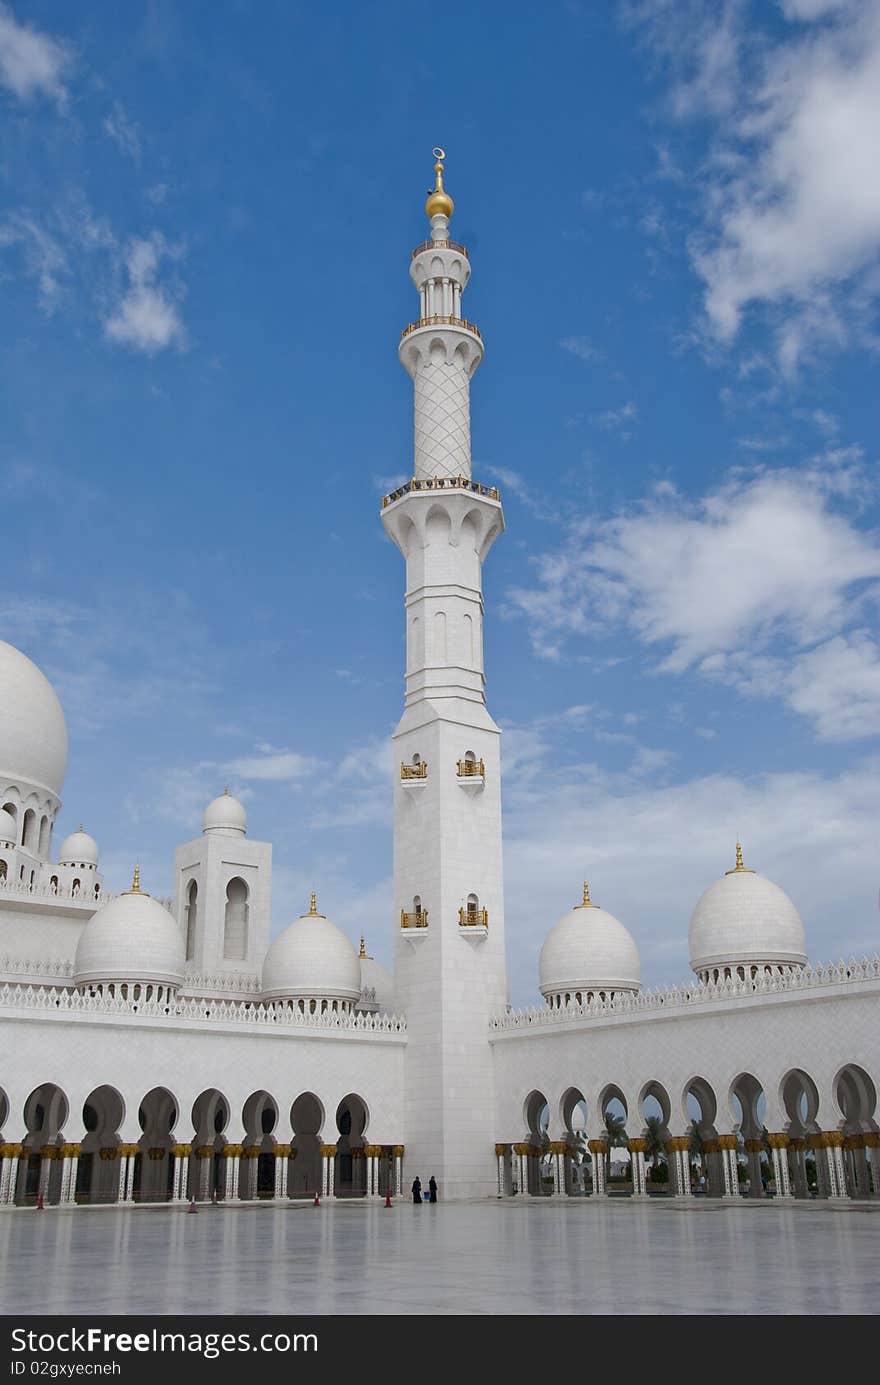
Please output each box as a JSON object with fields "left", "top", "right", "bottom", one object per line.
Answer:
{"left": 539, "top": 881, "right": 641, "bottom": 1007}
{"left": 73, "top": 866, "right": 185, "bottom": 994}
{"left": 425, "top": 147, "right": 454, "bottom": 221}
{"left": 261, "top": 892, "right": 361, "bottom": 1009}
{"left": 688, "top": 843, "right": 807, "bottom": 982}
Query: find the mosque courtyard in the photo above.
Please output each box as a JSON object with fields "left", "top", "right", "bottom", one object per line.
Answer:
{"left": 1, "top": 1199, "right": 877, "bottom": 1316}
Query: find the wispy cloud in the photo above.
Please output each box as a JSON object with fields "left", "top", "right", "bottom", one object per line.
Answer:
{"left": 103, "top": 101, "right": 142, "bottom": 160}
{"left": 104, "top": 234, "right": 187, "bottom": 354}
{"left": 560, "top": 335, "right": 605, "bottom": 363}
{"left": 0, "top": 3, "right": 71, "bottom": 104}
{"left": 591, "top": 401, "right": 638, "bottom": 436}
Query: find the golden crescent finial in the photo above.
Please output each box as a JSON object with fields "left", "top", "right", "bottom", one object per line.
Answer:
{"left": 425, "top": 147, "right": 454, "bottom": 221}
{"left": 576, "top": 880, "right": 598, "bottom": 909}
{"left": 359, "top": 934, "right": 367, "bottom": 959}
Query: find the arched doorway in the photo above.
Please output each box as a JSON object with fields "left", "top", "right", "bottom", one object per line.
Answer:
{"left": 78, "top": 1085, "right": 125, "bottom": 1204}
{"left": 522, "top": 1090, "right": 551, "bottom": 1195}
{"left": 290, "top": 1092, "right": 323, "bottom": 1198}
{"left": 191, "top": 1089, "right": 230, "bottom": 1200}
{"left": 19, "top": 1083, "right": 68, "bottom": 1205}
{"left": 242, "top": 1090, "right": 278, "bottom": 1199}
{"left": 730, "top": 1072, "right": 768, "bottom": 1198}
{"left": 135, "top": 1087, "right": 177, "bottom": 1202}
{"left": 684, "top": 1076, "right": 720, "bottom": 1195}
{"left": 560, "top": 1087, "right": 587, "bottom": 1195}
{"left": 335, "top": 1094, "right": 368, "bottom": 1197}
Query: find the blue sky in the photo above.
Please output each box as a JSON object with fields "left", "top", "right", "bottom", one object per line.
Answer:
{"left": 2, "top": 0, "right": 879, "bottom": 1006}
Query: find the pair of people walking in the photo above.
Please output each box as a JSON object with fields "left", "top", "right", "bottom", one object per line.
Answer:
{"left": 411, "top": 1175, "right": 438, "bottom": 1204}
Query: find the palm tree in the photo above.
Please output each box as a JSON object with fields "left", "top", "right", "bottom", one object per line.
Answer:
{"left": 688, "top": 1121, "right": 706, "bottom": 1186}
{"left": 644, "top": 1114, "right": 666, "bottom": 1184}
{"left": 603, "top": 1110, "right": 627, "bottom": 1186}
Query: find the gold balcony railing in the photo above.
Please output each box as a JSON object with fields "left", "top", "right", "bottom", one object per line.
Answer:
{"left": 382, "top": 477, "right": 500, "bottom": 508}
{"left": 401, "top": 909, "right": 429, "bottom": 929}
{"left": 457, "top": 758, "right": 485, "bottom": 777}
{"left": 411, "top": 238, "right": 469, "bottom": 260}
{"left": 459, "top": 907, "right": 488, "bottom": 928}
{"left": 400, "top": 315, "right": 482, "bottom": 342}
{"left": 400, "top": 762, "right": 428, "bottom": 780}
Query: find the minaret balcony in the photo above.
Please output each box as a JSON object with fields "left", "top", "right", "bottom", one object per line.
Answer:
{"left": 382, "top": 477, "right": 500, "bottom": 509}
{"left": 400, "top": 315, "right": 482, "bottom": 343}
{"left": 400, "top": 762, "right": 428, "bottom": 784}
{"left": 400, "top": 909, "right": 429, "bottom": 930}
{"left": 459, "top": 906, "right": 488, "bottom": 929}
{"left": 457, "top": 757, "right": 485, "bottom": 790}
{"left": 411, "top": 238, "right": 469, "bottom": 260}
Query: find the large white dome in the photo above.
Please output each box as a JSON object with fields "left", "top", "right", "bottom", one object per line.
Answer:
{"left": 0, "top": 640, "right": 68, "bottom": 799}
{"left": 58, "top": 828, "right": 99, "bottom": 868}
{"left": 689, "top": 846, "right": 807, "bottom": 978}
{"left": 262, "top": 896, "right": 361, "bottom": 1003}
{"left": 539, "top": 883, "right": 641, "bottom": 1000}
{"left": 203, "top": 790, "right": 247, "bottom": 836}
{"left": 74, "top": 870, "right": 185, "bottom": 989}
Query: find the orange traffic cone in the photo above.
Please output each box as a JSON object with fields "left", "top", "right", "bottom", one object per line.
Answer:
{"left": 37, "top": 1192, "right": 44, "bottom": 1210}
{"left": 313, "top": 1191, "right": 320, "bottom": 1207}
{"left": 384, "top": 1190, "right": 392, "bottom": 1208}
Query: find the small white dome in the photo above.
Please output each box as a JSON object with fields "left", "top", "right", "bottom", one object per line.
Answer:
{"left": 58, "top": 828, "right": 99, "bottom": 867}
{"left": 203, "top": 790, "right": 247, "bottom": 836}
{"left": 0, "top": 640, "right": 68, "bottom": 798}
{"left": 74, "top": 870, "right": 185, "bottom": 989}
{"left": 689, "top": 846, "right": 807, "bottom": 976}
{"left": 0, "top": 807, "right": 16, "bottom": 845}
{"left": 357, "top": 939, "right": 395, "bottom": 1013}
{"left": 539, "top": 884, "right": 641, "bottom": 998}
{"left": 262, "top": 896, "right": 361, "bottom": 1002}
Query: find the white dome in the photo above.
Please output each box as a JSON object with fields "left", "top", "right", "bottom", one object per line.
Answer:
{"left": 689, "top": 847, "right": 807, "bottom": 976}
{"left": 262, "top": 898, "right": 361, "bottom": 1002}
{"left": 357, "top": 940, "right": 395, "bottom": 1013}
{"left": 539, "top": 885, "right": 640, "bottom": 998}
{"left": 0, "top": 807, "right": 16, "bottom": 845}
{"left": 74, "top": 872, "right": 185, "bottom": 989}
{"left": 203, "top": 790, "right": 247, "bottom": 836}
{"left": 0, "top": 641, "right": 68, "bottom": 799}
{"left": 58, "top": 828, "right": 99, "bottom": 867}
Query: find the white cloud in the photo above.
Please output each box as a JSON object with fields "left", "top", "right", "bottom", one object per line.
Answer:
{"left": 103, "top": 235, "right": 187, "bottom": 353}
{"left": 224, "top": 747, "right": 322, "bottom": 781}
{"left": 103, "top": 102, "right": 141, "bottom": 160}
{"left": 0, "top": 3, "right": 70, "bottom": 103}
{"left": 560, "top": 335, "right": 605, "bottom": 363}
{"left": 0, "top": 213, "right": 67, "bottom": 312}
{"left": 506, "top": 461, "right": 880, "bottom": 739}
{"left": 591, "top": 401, "right": 638, "bottom": 435}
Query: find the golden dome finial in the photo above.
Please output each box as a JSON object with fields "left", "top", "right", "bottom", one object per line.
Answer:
{"left": 359, "top": 934, "right": 367, "bottom": 959}
{"left": 126, "top": 863, "right": 141, "bottom": 894}
{"left": 309, "top": 890, "right": 317, "bottom": 915}
{"left": 725, "top": 841, "right": 755, "bottom": 875}
{"left": 425, "top": 146, "right": 454, "bottom": 221}
{"left": 576, "top": 880, "right": 598, "bottom": 909}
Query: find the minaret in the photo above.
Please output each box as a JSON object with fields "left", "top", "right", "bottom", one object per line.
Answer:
{"left": 382, "top": 150, "right": 507, "bottom": 1198}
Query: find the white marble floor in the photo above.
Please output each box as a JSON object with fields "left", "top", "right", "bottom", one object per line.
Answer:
{"left": 0, "top": 1200, "right": 877, "bottom": 1315}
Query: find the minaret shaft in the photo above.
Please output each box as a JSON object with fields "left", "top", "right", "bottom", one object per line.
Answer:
{"left": 382, "top": 154, "right": 507, "bottom": 1197}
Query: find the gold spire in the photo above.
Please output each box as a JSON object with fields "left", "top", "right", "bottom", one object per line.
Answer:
{"left": 425, "top": 147, "right": 454, "bottom": 221}
{"left": 123, "top": 863, "right": 144, "bottom": 895}
{"left": 223, "top": 786, "right": 229, "bottom": 796}
{"left": 309, "top": 890, "right": 317, "bottom": 915}
{"left": 359, "top": 935, "right": 367, "bottom": 959}
{"left": 725, "top": 841, "right": 755, "bottom": 875}
{"left": 576, "top": 880, "right": 599, "bottom": 909}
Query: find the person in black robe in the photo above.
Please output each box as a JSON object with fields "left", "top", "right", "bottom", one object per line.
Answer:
{"left": 428, "top": 1176, "right": 438, "bottom": 1203}
{"left": 411, "top": 1176, "right": 422, "bottom": 1204}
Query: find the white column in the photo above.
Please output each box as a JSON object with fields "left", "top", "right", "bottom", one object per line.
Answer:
{"left": 394, "top": 1151, "right": 402, "bottom": 1197}
{"left": 125, "top": 1152, "right": 136, "bottom": 1202}
{"left": 589, "top": 1144, "right": 607, "bottom": 1196}
{"left": 366, "top": 1154, "right": 374, "bottom": 1198}
{"left": 173, "top": 1150, "right": 188, "bottom": 1201}
{"left": 327, "top": 1153, "right": 335, "bottom": 1199}
{"left": 553, "top": 1149, "right": 563, "bottom": 1196}
{"left": 225, "top": 1153, "right": 239, "bottom": 1200}
{"left": 720, "top": 1141, "right": 739, "bottom": 1198}
{"left": 274, "top": 1154, "right": 285, "bottom": 1200}
{"left": 0, "top": 1151, "right": 15, "bottom": 1204}
{"left": 496, "top": 1150, "right": 504, "bottom": 1197}
{"left": 117, "top": 1155, "right": 127, "bottom": 1203}
{"left": 38, "top": 1153, "right": 53, "bottom": 1200}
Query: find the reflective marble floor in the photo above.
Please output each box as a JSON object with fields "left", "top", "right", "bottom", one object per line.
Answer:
{"left": 0, "top": 1200, "right": 877, "bottom": 1315}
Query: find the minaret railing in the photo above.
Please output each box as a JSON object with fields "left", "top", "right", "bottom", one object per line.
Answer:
{"left": 457, "top": 758, "right": 485, "bottom": 778}
{"left": 459, "top": 906, "right": 489, "bottom": 928}
{"left": 400, "top": 315, "right": 482, "bottom": 342}
{"left": 382, "top": 477, "right": 500, "bottom": 508}
{"left": 400, "top": 909, "right": 429, "bottom": 929}
{"left": 400, "top": 762, "right": 428, "bottom": 780}
{"left": 411, "top": 238, "right": 469, "bottom": 260}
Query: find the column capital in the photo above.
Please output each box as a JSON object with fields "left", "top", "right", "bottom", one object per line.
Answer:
{"left": 787, "top": 1136, "right": 807, "bottom": 1150}
{"left": 275, "top": 1144, "right": 292, "bottom": 1159}
{"left": 863, "top": 1132, "right": 880, "bottom": 1149}
{"left": 222, "top": 1143, "right": 242, "bottom": 1158}
{"left": 824, "top": 1130, "right": 845, "bottom": 1148}
{"left": 242, "top": 1144, "right": 262, "bottom": 1159}
{"left": 665, "top": 1136, "right": 691, "bottom": 1154}
{"left": 627, "top": 1138, "right": 647, "bottom": 1154}
{"left": 39, "top": 1145, "right": 61, "bottom": 1159}
{"left": 363, "top": 1144, "right": 383, "bottom": 1158}
{"left": 99, "top": 1147, "right": 119, "bottom": 1161}
{"left": 743, "top": 1138, "right": 764, "bottom": 1154}
{"left": 766, "top": 1132, "right": 790, "bottom": 1149}
{"left": 0, "top": 1143, "right": 24, "bottom": 1157}
{"left": 717, "top": 1134, "right": 739, "bottom": 1151}
{"left": 494, "top": 1143, "right": 508, "bottom": 1156}
{"left": 119, "top": 1143, "right": 140, "bottom": 1158}
{"left": 549, "top": 1141, "right": 568, "bottom": 1155}
{"left": 587, "top": 1139, "right": 607, "bottom": 1155}
{"left": 392, "top": 1145, "right": 405, "bottom": 1157}
{"left": 59, "top": 1143, "right": 81, "bottom": 1158}
{"left": 319, "top": 1144, "right": 337, "bottom": 1158}
{"left": 194, "top": 1145, "right": 214, "bottom": 1159}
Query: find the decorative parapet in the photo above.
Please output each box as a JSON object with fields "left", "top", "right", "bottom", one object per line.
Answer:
{"left": 0, "top": 880, "right": 172, "bottom": 910}
{"left": 0, "top": 982, "right": 407, "bottom": 1035}
{"left": 400, "top": 909, "right": 428, "bottom": 929}
{"left": 411, "top": 238, "right": 469, "bottom": 261}
{"left": 382, "top": 476, "right": 500, "bottom": 509}
{"left": 400, "top": 761, "right": 428, "bottom": 780}
{"left": 0, "top": 955, "right": 73, "bottom": 980}
{"left": 490, "top": 955, "right": 880, "bottom": 1033}
{"left": 457, "top": 758, "right": 485, "bottom": 778}
{"left": 400, "top": 315, "right": 481, "bottom": 343}
{"left": 180, "top": 972, "right": 262, "bottom": 996}
{"left": 459, "top": 907, "right": 488, "bottom": 928}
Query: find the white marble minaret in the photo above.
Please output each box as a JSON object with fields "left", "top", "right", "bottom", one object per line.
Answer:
{"left": 382, "top": 151, "right": 507, "bottom": 1197}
